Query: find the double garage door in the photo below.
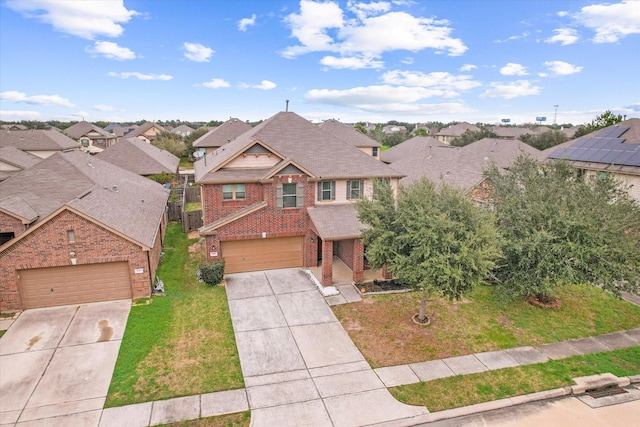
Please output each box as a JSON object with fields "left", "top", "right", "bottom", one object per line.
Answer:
{"left": 19, "top": 262, "right": 132, "bottom": 309}
{"left": 222, "top": 236, "right": 304, "bottom": 274}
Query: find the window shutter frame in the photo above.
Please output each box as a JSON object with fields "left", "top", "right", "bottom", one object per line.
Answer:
{"left": 276, "top": 184, "right": 283, "bottom": 208}
{"left": 331, "top": 181, "right": 336, "bottom": 200}
{"left": 317, "top": 182, "right": 322, "bottom": 201}
{"left": 296, "top": 182, "right": 304, "bottom": 208}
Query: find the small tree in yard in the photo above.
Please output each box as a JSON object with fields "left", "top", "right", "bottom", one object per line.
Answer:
{"left": 357, "top": 179, "right": 500, "bottom": 323}
{"left": 485, "top": 156, "right": 640, "bottom": 304}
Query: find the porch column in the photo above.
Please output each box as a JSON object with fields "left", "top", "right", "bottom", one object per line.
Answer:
{"left": 352, "top": 239, "right": 364, "bottom": 283}
{"left": 322, "top": 240, "right": 333, "bottom": 287}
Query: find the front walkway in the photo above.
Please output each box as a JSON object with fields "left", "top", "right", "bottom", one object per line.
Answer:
{"left": 309, "top": 256, "right": 384, "bottom": 286}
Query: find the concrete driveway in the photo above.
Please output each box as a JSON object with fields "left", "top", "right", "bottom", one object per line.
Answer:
{"left": 225, "top": 268, "right": 428, "bottom": 427}
{"left": 0, "top": 300, "right": 131, "bottom": 426}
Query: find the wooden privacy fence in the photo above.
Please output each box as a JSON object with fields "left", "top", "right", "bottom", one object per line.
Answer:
{"left": 166, "top": 177, "right": 203, "bottom": 231}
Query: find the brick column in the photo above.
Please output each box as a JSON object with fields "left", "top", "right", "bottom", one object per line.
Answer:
{"left": 322, "top": 240, "right": 333, "bottom": 287}
{"left": 382, "top": 264, "right": 393, "bottom": 280}
{"left": 352, "top": 239, "right": 364, "bottom": 283}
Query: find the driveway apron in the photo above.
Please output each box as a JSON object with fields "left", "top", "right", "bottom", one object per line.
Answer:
{"left": 225, "top": 268, "right": 428, "bottom": 427}
{"left": 0, "top": 300, "right": 131, "bottom": 426}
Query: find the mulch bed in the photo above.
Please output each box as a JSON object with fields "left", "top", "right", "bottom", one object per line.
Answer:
{"left": 359, "top": 279, "right": 409, "bottom": 294}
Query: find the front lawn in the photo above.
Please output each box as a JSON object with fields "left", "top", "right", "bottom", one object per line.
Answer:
{"left": 390, "top": 347, "right": 640, "bottom": 411}
{"left": 332, "top": 284, "right": 640, "bottom": 368}
{"left": 106, "top": 224, "right": 243, "bottom": 407}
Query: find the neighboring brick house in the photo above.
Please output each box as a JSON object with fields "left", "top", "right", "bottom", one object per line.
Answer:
{"left": 173, "top": 124, "right": 195, "bottom": 137}
{"left": 64, "top": 120, "right": 116, "bottom": 153}
{"left": 0, "top": 150, "right": 169, "bottom": 310}
{"left": 125, "top": 122, "right": 167, "bottom": 143}
{"left": 0, "top": 129, "right": 78, "bottom": 158}
{"left": 195, "top": 111, "right": 403, "bottom": 286}
{"left": 318, "top": 119, "right": 381, "bottom": 159}
{"left": 435, "top": 122, "right": 480, "bottom": 144}
{"left": 545, "top": 118, "right": 640, "bottom": 202}
{"left": 97, "top": 137, "right": 180, "bottom": 178}
{"left": 382, "top": 137, "right": 543, "bottom": 204}
{"left": 193, "top": 118, "right": 252, "bottom": 155}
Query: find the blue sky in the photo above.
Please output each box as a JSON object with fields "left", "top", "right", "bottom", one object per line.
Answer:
{"left": 1, "top": 0, "right": 639, "bottom": 126}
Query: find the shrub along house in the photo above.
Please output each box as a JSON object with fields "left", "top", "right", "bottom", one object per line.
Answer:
{"left": 195, "top": 111, "right": 403, "bottom": 286}
{"left": 0, "top": 150, "right": 169, "bottom": 310}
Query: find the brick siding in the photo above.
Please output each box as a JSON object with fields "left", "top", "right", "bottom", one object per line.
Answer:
{"left": 0, "top": 210, "right": 161, "bottom": 311}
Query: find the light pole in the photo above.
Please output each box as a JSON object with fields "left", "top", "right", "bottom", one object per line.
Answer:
{"left": 553, "top": 105, "right": 559, "bottom": 126}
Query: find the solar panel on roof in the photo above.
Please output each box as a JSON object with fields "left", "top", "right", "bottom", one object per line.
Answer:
{"left": 597, "top": 126, "right": 628, "bottom": 138}
{"left": 598, "top": 149, "right": 624, "bottom": 164}
{"left": 625, "top": 151, "right": 640, "bottom": 167}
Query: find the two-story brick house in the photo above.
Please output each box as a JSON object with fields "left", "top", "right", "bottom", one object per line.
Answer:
{"left": 195, "top": 111, "right": 403, "bottom": 286}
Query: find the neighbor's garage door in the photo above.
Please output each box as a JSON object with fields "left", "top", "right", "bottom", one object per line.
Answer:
{"left": 222, "top": 237, "right": 304, "bottom": 273}
{"left": 19, "top": 262, "right": 132, "bottom": 309}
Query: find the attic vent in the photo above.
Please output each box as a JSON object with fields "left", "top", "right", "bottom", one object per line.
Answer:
{"left": 112, "top": 185, "right": 118, "bottom": 192}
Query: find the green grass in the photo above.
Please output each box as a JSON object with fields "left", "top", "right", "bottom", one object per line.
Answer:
{"left": 185, "top": 202, "right": 202, "bottom": 212}
{"left": 0, "top": 330, "right": 5, "bottom": 339}
{"left": 160, "top": 411, "right": 250, "bottom": 427}
{"left": 333, "top": 284, "right": 640, "bottom": 367}
{"left": 105, "top": 224, "right": 243, "bottom": 407}
{"left": 179, "top": 157, "right": 192, "bottom": 169}
{"left": 390, "top": 347, "right": 640, "bottom": 412}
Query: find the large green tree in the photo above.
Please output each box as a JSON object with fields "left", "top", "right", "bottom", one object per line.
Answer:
{"left": 485, "top": 156, "right": 640, "bottom": 303}
{"left": 520, "top": 130, "right": 568, "bottom": 150}
{"left": 357, "top": 179, "right": 500, "bottom": 323}
{"left": 451, "top": 127, "right": 498, "bottom": 147}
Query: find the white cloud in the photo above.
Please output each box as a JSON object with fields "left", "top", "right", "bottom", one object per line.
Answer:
{"left": 238, "top": 14, "right": 256, "bottom": 31}
{"left": 202, "top": 78, "right": 230, "bottom": 89}
{"left": 93, "top": 104, "right": 115, "bottom": 111}
{"left": 305, "top": 85, "right": 472, "bottom": 114}
{"left": 240, "top": 80, "right": 277, "bottom": 90}
{"left": 545, "top": 28, "right": 579, "bottom": 45}
{"left": 480, "top": 80, "right": 541, "bottom": 99}
{"left": 460, "top": 64, "right": 477, "bottom": 72}
{"left": 5, "top": 0, "right": 138, "bottom": 40}
{"left": 0, "top": 110, "right": 43, "bottom": 120}
{"left": 381, "top": 70, "right": 481, "bottom": 94}
{"left": 86, "top": 41, "right": 136, "bottom": 60}
{"left": 557, "top": 11, "right": 569, "bottom": 17}
{"left": 495, "top": 32, "right": 530, "bottom": 43}
{"left": 500, "top": 63, "right": 528, "bottom": 76}
{"left": 72, "top": 110, "right": 90, "bottom": 118}
{"left": 575, "top": 0, "right": 640, "bottom": 43}
{"left": 183, "top": 42, "right": 214, "bottom": 62}
{"left": 108, "top": 72, "right": 173, "bottom": 81}
{"left": 0, "top": 90, "right": 75, "bottom": 107}
{"left": 282, "top": 0, "right": 467, "bottom": 67}
{"left": 543, "top": 60, "right": 583, "bottom": 76}
{"left": 320, "top": 55, "right": 384, "bottom": 69}
{"left": 401, "top": 57, "right": 414, "bottom": 65}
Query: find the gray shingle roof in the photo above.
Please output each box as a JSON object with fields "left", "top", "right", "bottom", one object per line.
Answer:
{"left": 64, "top": 121, "right": 110, "bottom": 139}
{"left": 96, "top": 137, "right": 179, "bottom": 176}
{"left": 125, "top": 122, "right": 166, "bottom": 138}
{"left": 193, "top": 118, "right": 252, "bottom": 148}
{"left": 308, "top": 204, "right": 365, "bottom": 240}
{"left": 435, "top": 122, "right": 480, "bottom": 137}
{"left": 380, "top": 136, "right": 446, "bottom": 164}
{"left": 0, "top": 150, "right": 169, "bottom": 248}
{"left": 0, "top": 146, "right": 42, "bottom": 181}
{"left": 318, "top": 119, "right": 380, "bottom": 148}
{"left": 0, "top": 195, "right": 38, "bottom": 223}
{"left": 389, "top": 138, "right": 543, "bottom": 191}
{"left": 195, "top": 112, "right": 403, "bottom": 183}
{"left": 0, "top": 129, "right": 78, "bottom": 152}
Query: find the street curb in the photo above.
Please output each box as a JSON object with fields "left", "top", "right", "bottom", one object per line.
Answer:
{"left": 367, "top": 373, "right": 639, "bottom": 427}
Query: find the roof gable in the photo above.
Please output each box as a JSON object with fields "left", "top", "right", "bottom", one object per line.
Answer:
{"left": 96, "top": 137, "right": 179, "bottom": 175}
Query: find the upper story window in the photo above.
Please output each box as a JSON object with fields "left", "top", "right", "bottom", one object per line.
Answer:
{"left": 222, "top": 183, "right": 246, "bottom": 200}
{"left": 81, "top": 138, "right": 89, "bottom": 147}
{"left": 372, "top": 147, "right": 378, "bottom": 157}
{"left": 67, "top": 229, "right": 76, "bottom": 243}
{"left": 277, "top": 182, "right": 304, "bottom": 208}
{"left": 317, "top": 181, "right": 335, "bottom": 201}
{"left": 347, "top": 180, "right": 364, "bottom": 200}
